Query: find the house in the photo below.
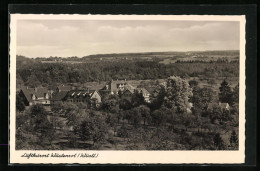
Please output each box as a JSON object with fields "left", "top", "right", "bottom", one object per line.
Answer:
{"left": 65, "top": 89, "right": 102, "bottom": 107}
{"left": 51, "top": 91, "right": 68, "bottom": 105}
{"left": 101, "top": 79, "right": 152, "bottom": 103}
{"left": 120, "top": 89, "right": 134, "bottom": 102}
{"left": 102, "top": 79, "right": 134, "bottom": 95}
{"left": 207, "top": 102, "right": 230, "bottom": 111}
{"left": 19, "top": 87, "right": 50, "bottom": 106}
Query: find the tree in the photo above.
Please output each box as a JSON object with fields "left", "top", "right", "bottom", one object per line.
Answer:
{"left": 51, "top": 101, "right": 64, "bottom": 114}
{"left": 163, "top": 106, "right": 179, "bottom": 130}
{"left": 151, "top": 109, "right": 167, "bottom": 127}
{"left": 25, "top": 73, "right": 41, "bottom": 87}
{"left": 119, "top": 99, "right": 132, "bottom": 110}
{"left": 122, "top": 110, "right": 132, "bottom": 123}
{"left": 131, "top": 90, "right": 145, "bottom": 107}
{"left": 230, "top": 130, "right": 238, "bottom": 149}
{"left": 232, "top": 83, "right": 239, "bottom": 105}
{"left": 192, "top": 87, "right": 214, "bottom": 111}
{"left": 75, "top": 114, "right": 108, "bottom": 147}
{"left": 27, "top": 104, "right": 57, "bottom": 148}
{"left": 182, "top": 113, "right": 196, "bottom": 131}
{"left": 29, "top": 104, "right": 50, "bottom": 132}
{"left": 163, "top": 76, "right": 193, "bottom": 114}
{"left": 213, "top": 133, "right": 225, "bottom": 150}
{"left": 149, "top": 85, "right": 166, "bottom": 111}
{"left": 16, "top": 95, "right": 25, "bottom": 113}
{"left": 136, "top": 105, "right": 151, "bottom": 125}
{"left": 41, "top": 124, "right": 56, "bottom": 148}
{"left": 117, "top": 123, "right": 129, "bottom": 141}
{"left": 208, "top": 105, "right": 222, "bottom": 124}
{"left": 219, "top": 79, "right": 233, "bottom": 105}
{"left": 130, "top": 107, "right": 142, "bottom": 128}
{"left": 64, "top": 103, "right": 80, "bottom": 126}
{"left": 105, "top": 113, "right": 118, "bottom": 135}
{"left": 101, "top": 95, "right": 120, "bottom": 114}
{"left": 188, "top": 80, "right": 198, "bottom": 88}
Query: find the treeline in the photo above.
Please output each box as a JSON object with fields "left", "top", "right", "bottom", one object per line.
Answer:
{"left": 17, "top": 57, "right": 239, "bottom": 87}
{"left": 175, "top": 59, "right": 239, "bottom": 63}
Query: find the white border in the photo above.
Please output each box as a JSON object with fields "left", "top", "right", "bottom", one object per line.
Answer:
{"left": 9, "top": 14, "right": 246, "bottom": 164}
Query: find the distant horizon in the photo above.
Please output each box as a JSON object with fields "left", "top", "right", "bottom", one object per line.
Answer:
{"left": 17, "top": 20, "right": 240, "bottom": 58}
{"left": 17, "top": 49, "right": 240, "bottom": 59}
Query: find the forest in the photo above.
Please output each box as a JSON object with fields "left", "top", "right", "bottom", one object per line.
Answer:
{"left": 16, "top": 55, "right": 239, "bottom": 88}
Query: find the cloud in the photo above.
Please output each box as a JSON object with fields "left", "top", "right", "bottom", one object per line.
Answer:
{"left": 16, "top": 20, "right": 240, "bottom": 58}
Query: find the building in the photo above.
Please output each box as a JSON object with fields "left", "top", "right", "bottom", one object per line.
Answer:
{"left": 102, "top": 79, "right": 134, "bottom": 95}
{"left": 66, "top": 90, "right": 102, "bottom": 107}
{"left": 51, "top": 91, "right": 68, "bottom": 104}
{"left": 19, "top": 87, "right": 50, "bottom": 106}
{"left": 51, "top": 88, "right": 102, "bottom": 107}
{"left": 102, "top": 79, "right": 152, "bottom": 103}
{"left": 120, "top": 89, "right": 134, "bottom": 102}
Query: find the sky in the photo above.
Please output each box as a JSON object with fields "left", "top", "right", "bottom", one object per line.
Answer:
{"left": 16, "top": 20, "right": 240, "bottom": 58}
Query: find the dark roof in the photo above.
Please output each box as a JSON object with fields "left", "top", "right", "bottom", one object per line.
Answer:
{"left": 122, "top": 89, "right": 134, "bottom": 95}
{"left": 98, "top": 90, "right": 111, "bottom": 97}
{"left": 136, "top": 87, "right": 150, "bottom": 95}
{"left": 21, "top": 87, "right": 49, "bottom": 102}
{"left": 57, "top": 86, "right": 71, "bottom": 91}
{"left": 142, "top": 86, "right": 155, "bottom": 94}
{"left": 52, "top": 91, "right": 68, "bottom": 101}
{"left": 66, "top": 90, "right": 100, "bottom": 98}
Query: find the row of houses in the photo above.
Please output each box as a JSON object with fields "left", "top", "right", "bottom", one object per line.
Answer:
{"left": 18, "top": 79, "right": 152, "bottom": 107}
{"left": 18, "top": 79, "right": 230, "bottom": 112}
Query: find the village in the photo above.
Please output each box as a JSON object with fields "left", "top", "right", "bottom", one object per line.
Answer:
{"left": 17, "top": 78, "right": 231, "bottom": 113}
{"left": 16, "top": 75, "right": 239, "bottom": 151}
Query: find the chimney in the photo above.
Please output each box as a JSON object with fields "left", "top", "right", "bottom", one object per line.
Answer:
{"left": 26, "top": 86, "right": 29, "bottom": 89}
{"left": 125, "top": 79, "right": 126, "bottom": 82}
{"left": 34, "top": 87, "right": 37, "bottom": 92}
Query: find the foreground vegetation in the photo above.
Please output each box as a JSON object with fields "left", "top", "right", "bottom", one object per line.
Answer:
{"left": 16, "top": 76, "right": 239, "bottom": 150}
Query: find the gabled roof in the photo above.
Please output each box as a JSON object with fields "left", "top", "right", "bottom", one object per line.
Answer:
{"left": 98, "top": 90, "right": 111, "bottom": 98}
{"left": 143, "top": 86, "right": 156, "bottom": 94}
{"left": 52, "top": 91, "right": 68, "bottom": 101}
{"left": 136, "top": 87, "right": 150, "bottom": 95}
{"left": 21, "top": 87, "right": 49, "bottom": 102}
{"left": 89, "top": 90, "right": 102, "bottom": 98}
{"left": 125, "top": 84, "right": 135, "bottom": 91}
{"left": 67, "top": 90, "right": 91, "bottom": 98}
{"left": 66, "top": 90, "right": 101, "bottom": 98}
{"left": 122, "top": 88, "right": 134, "bottom": 94}
{"left": 57, "top": 86, "right": 71, "bottom": 91}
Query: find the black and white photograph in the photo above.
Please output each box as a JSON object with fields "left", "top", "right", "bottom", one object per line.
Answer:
{"left": 9, "top": 14, "right": 246, "bottom": 164}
